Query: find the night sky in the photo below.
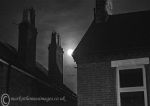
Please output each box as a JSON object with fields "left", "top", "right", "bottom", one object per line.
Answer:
{"left": 0, "top": 0, "right": 150, "bottom": 93}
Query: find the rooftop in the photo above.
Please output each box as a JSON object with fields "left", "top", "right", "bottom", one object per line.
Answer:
{"left": 73, "top": 10, "right": 150, "bottom": 61}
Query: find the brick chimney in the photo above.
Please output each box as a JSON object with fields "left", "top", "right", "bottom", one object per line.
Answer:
{"left": 94, "top": 0, "right": 109, "bottom": 23}
{"left": 18, "top": 8, "right": 37, "bottom": 69}
{"left": 48, "top": 31, "right": 64, "bottom": 84}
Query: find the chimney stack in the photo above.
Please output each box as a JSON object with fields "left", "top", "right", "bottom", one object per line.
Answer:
{"left": 18, "top": 8, "right": 37, "bottom": 69}
{"left": 57, "top": 34, "right": 61, "bottom": 46}
{"left": 29, "top": 8, "right": 36, "bottom": 26}
{"left": 48, "top": 31, "right": 64, "bottom": 84}
{"left": 23, "top": 8, "right": 28, "bottom": 22}
{"left": 94, "top": 0, "right": 109, "bottom": 23}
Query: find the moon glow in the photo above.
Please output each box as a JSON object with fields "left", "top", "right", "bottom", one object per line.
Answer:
{"left": 67, "top": 49, "right": 73, "bottom": 56}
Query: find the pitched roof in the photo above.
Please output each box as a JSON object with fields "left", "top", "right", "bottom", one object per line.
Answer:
{"left": 73, "top": 10, "right": 150, "bottom": 60}
{"left": 0, "top": 41, "right": 77, "bottom": 98}
{"left": 0, "top": 41, "right": 18, "bottom": 64}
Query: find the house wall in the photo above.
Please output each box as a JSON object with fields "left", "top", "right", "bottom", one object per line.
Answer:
{"left": 77, "top": 57, "right": 150, "bottom": 106}
{"left": 8, "top": 66, "right": 76, "bottom": 106}
{"left": 0, "top": 60, "right": 77, "bottom": 106}
{"left": 77, "top": 61, "right": 117, "bottom": 106}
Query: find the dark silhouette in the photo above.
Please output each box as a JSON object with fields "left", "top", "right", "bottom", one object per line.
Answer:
{"left": 0, "top": 8, "right": 77, "bottom": 106}
{"left": 73, "top": 0, "right": 150, "bottom": 106}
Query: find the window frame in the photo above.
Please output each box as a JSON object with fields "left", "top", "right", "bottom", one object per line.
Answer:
{"left": 116, "top": 65, "right": 148, "bottom": 106}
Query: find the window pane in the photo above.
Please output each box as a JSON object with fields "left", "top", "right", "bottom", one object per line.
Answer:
{"left": 120, "top": 91, "right": 145, "bottom": 106}
{"left": 119, "top": 68, "right": 143, "bottom": 87}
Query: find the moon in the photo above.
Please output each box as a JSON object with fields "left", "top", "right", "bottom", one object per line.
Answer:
{"left": 67, "top": 49, "right": 73, "bottom": 56}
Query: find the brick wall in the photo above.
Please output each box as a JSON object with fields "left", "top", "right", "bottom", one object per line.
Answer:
{"left": 9, "top": 67, "right": 34, "bottom": 106}
{"left": 7, "top": 66, "right": 76, "bottom": 106}
{"left": 77, "top": 56, "right": 150, "bottom": 106}
{"left": 77, "top": 61, "right": 117, "bottom": 106}
{"left": 0, "top": 61, "right": 76, "bottom": 106}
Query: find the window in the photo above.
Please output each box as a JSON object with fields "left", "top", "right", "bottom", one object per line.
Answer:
{"left": 120, "top": 91, "right": 145, "bottom": 106}
{"left": 111, "top": 58, "right": 149, "bottom": 106}
{"left": 119, "top": 68, "right": 143, "bottom": 88}
{"left": 117, "top": 66, "right": 147, "bottom": 106}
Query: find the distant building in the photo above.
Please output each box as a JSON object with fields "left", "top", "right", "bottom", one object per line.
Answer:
{"left": 0, "top": 8, "right": 77, "bottom": 106}
{"left": 72, "top": 0, "right": 150, "bottom": 106}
